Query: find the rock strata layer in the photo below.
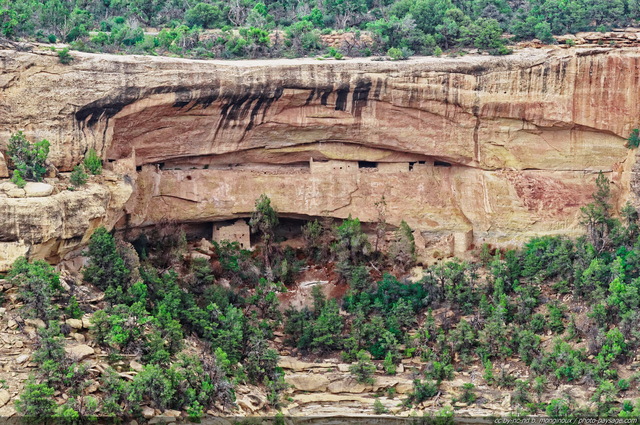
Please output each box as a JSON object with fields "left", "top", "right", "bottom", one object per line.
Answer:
{"left": 1, "top": 47, "right": 639, "bottom": 264}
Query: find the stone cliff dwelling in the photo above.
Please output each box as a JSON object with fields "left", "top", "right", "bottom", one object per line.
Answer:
{"left": 212, "top": 219, "right": 251, "bottom": 249}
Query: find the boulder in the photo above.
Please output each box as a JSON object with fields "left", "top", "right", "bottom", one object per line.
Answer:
{"left": 25, "top": 318, "right": 46, "bottom": 328}
{"left": 142, "top": 406, "right": 155, "bottom": 419}
{"left": 237, "top": 396, "right": 260, "bottom": 412}
{"left": 190, "top": 251, "right": 210, "bottom": 261}
{"left": 6, "top": 186, "right": 25, "bottom": 198}
{"left": 66, "top": 318, "right": 83, "bottom": 329}
{"left": 0, "top": 389, "right": 10, "bottom": 407}
{"left": 24, "top": 182, "right": 54, "bottom": 197}
{"left": 71, "top": 333, "right": 86, "bottom": 344}
{"left": 198, "top": 238, "right": 215, "bottom": 252}
{"left": 82, "top": 314, "right": 93, "bottom": 329}
{"left": 64, "top": 344, "right": 94, "bottom": 360}
{"left": 130, "top": 360, "right": 144, "bottom": 372}
{"left": 15, "top": 354, "right": 30, "bottom": 364}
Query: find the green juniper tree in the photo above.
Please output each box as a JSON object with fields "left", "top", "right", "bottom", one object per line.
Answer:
{"left": 250, "top": 194, "right": 279, "bottom": 280}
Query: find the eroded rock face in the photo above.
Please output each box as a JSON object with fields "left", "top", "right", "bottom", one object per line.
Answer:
{"left": 0, "top": 178, "right": 132, "bottom": 270}
{"left": 0, "top": 47, "right": 639, "bottom": 264}
{"left": 0, "top": 153, "right": 8, "bottom": 179}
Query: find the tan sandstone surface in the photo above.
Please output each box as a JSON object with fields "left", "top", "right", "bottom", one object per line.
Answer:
{"left": 1, "top": 47, "right": 640, "bottom": 267}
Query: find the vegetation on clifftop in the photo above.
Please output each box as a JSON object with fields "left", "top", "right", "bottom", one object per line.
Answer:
{"left": 1, "top": 0, "right": 639, "bottom": 59}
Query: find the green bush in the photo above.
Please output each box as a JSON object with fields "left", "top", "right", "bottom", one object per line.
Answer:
{"left": 424, "top": 360, "right": 454, "bottom": 382}
{"left": 373, "top": 398, "right": 389, "bottom": 414}
{"left": 31, "top": 322, "right": 68, "bottom": 389}
{"left": 83, "top": 227, "right": 131, "bottom": 295}
{"left": 15, "top": 379, "right": 57, "bottom": 423}
{"left": 57, "top": 47, "right": 73, "bottom": 64}
{"left": 11, "top": 169, "right": 26, "bottom": 188}
{"left": 64, "top": 296, "right": 83, "bottom": 319}
{"left": 129, "top": 364, "right": 178, "bottom": 410}
{"left": 627, "top": 129, "right": 640, "bottom": 149}
{"left": 6, "top": 131, "right": 50, "bottom": 182}
{"left": 387, "top": 47, "right": 409, "bottom": 60}
{"left": 244, "top": 334, "right": 280, "bottom": 384}
{"left": 389, "top": 220, "right": 416, "bottom": 272}
{"left": 91, "top": 303, "right": 152, "bottom": 354}
{"left": 69, "top": 165, "right": 88, "bottom": 187}
{"left": 350, "top": 350, "right": 376, "bottom": 384}
{"left": 9, "top": 257, "right": 60, "bottom": 320}
{"left": 406, "top": 379, "right": 439, "bottom": 405}
{"left": 83, "top": 148, "right": 102, "bottom": 175}
{"left": 460, "top": 383, "right": 477, "bottom": 404}
{"left": 546, "top": 398, "right": 572, "bottom": 418}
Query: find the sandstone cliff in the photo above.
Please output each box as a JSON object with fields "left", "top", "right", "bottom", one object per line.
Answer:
{"left": 1, "top": 47, "right": 639, "bottom": 266}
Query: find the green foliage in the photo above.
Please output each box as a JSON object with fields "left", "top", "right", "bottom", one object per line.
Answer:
{"left": 310, "top": 298, "right": 344, "bottom": 352}
{"left": 333, "top": 216, "right": 371, "bottom": 281}
{"left": 57, "top": 47, "right": 72, "bottom": 64}
{"left": 171, "top": 354, "right": 235, "bottom": 411}
{"left": 91, "top": 302, "right": 152, "bottom": 354}
{"left": 248, "top": 278, "right": 283, "bottom": 323}
{"left": 185, "top": 2, "right": 226, "bottom": 28}
{"left": 284, "top": 289, "right": 344, "bottom": 353}
{"left": 387, "top": 47, "right": 409, "bottom": 60}
{"left": 350, "top": 350, "right": 376, "bottom": 384}
{"left": 459, "top": 383, "right": 477, "bottom": 405}
{"left": 9, "top": 257, "right": 60, "bottom": 320}
{"left": 11, "top": 169, "right": 26, "bottom": 188}
{"left": 373, "top": 398, "right": 389, "bottom": 414}
{"left": 83, "top": 227, "right": 131, "bottom": 297}
{"left": 129, "top": 364, "right": 178, "bottom": 410}
{"left": 244, "top": 334, "right": 279, "bottom": 384}
{"left": 6, "top": 131, "right": 49, "bottom": 182}
{"left": 302, "top": 219, "right": 323, "bottom": 259}
{"left": 546, "top": 397, "right": 572, "bottom": 418}
{"left": 547, "top": 302, "right": 566, "bottom": 334}
{"left": 69, "top": 164, "right": 88, "bottom": 187}
{"left": 15, "top": 379, "right": 57, "bottom": 423}
{"left": 389, "top": 220, "right": 416, "bottom": 272}
{"left": 0, "top": 0, "right": 635, "bottom": 61}
{"left": 250, "top": 194, "right": 279, "bottom": 278}
{"left": 64, "top": 296, "right": 82, "bottom": 319}
{"left": 212, "top": 240, "right": 259, "bottom": 286}
{"left": 83, "top": 148, "right": 102, "bottom": 175}
{"left": 627, "top": 129, "right": 640, "bottom": 149}
{"left": 581, "top": 172, "right": 616, "bottom": 253}
{"left": 406, "top": 379, "right": 439, "bottom": 405}
{"left": 424, "top": 360, "right": 454, "bottom": 382}
{"left": 383, "top": 351, "right": 397, "bottom": 375}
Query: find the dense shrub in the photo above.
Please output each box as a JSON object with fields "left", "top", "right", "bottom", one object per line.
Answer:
{"left": 83, "top": 148, "right": 102, "bottom": 175}
{"left": 83, "top": 227, "right": 131, "bottom": 297}
{"left": 9, "top": 257, "right": 61, "bottom": 320}
{"left": 69, "top": 164, "right": 88, "bottom": 187}
{"left": 627, "top": 129, "right": 640, "bottom": 149}
{"left": 15, "top": 380, "right": 57, "bottom": 423}
{"left": 6, "top": 131, "right": 49, "bottom": 183}
{"left": 350, "top": 350, "right": 376, "bottom": 384}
